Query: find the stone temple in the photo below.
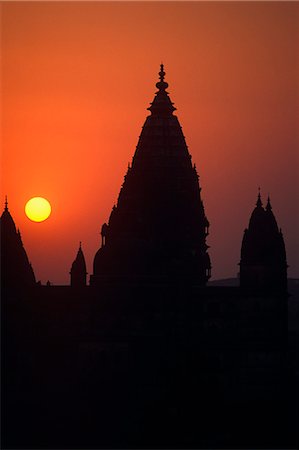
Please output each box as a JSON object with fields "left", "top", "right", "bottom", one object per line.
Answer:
{"left": 1, "top": 66, "right": 296, "bottom": 450}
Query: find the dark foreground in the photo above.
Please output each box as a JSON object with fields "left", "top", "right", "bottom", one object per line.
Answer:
{"left": 2, "top": 282, "right": 298, "bottom": 449}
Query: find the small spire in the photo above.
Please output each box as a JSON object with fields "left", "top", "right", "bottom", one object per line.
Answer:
{"left": 266, "top": 194, "right": 272, "bottom": 211}
{"left": 4, "top": 195, "right": 8, "bottom": 210}
{"left": 78, "top": 241, "right": 84, "bottom": 255}
{"left": 256, "top": 187, "right": 262, "bottom": 207}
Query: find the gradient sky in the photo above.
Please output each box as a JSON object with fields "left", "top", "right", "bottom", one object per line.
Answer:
{"left": 2, "top": 1, "right": 298, "bottom": 284}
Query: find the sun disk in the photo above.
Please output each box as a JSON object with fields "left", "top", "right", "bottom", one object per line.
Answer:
{"left": 25, "top": 197, "right": 52, "bottom": 222}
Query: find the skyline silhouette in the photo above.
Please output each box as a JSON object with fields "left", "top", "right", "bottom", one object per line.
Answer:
{"left": 2, "top": 65, "right": 293, "bottom": 288}
{"left": 2, "top": 3, "right": 298, "bottom": 447}
{"left": 2, "top": 1, "right": 298, "bottom": 284}
{"left": 1, "top": 64, "right": 297, "bottom": 450}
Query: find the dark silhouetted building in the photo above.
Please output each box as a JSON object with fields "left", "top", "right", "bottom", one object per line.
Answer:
{"left": 1, "top": 66, "right": 295, "bottom": 450}
{"left": 91, "top": 65, "right": 211, "bottom": 287}
{"left": 70, "top": 242, "right": 87, "bottom": 287}
{"left": 0, "top": 197, "right": 36, "bottom": 288}
{"left": 240, "top": 191, "right": 288, "bottom": 292}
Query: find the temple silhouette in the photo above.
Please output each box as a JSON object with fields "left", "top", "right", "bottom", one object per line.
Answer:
{"left": 1, "top": 197, "right": 36, "bottom": 288}
{"left": 240, "top": 191, "right": 288, "bottom": 292}
{"left": 91, "top": 65, "right": 210, "bottom": 287}
{"left": 1, "top": 66, "right": 297, "bottom": 449}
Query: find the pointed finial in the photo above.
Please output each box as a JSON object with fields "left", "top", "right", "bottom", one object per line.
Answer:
{"left": 156, "top": 63, "right": 168, "bottom": 91}
{"left": 4, "top": 195, "right": 8, "bottom": 210}
{"left": 256, "top": 187, "right": 262, "bottom": 207}
{"left": 159, "top": 63, "right": 165, "bottom": 82}
{"left": 79, "top": 241, "right": 82, "bottom": 249}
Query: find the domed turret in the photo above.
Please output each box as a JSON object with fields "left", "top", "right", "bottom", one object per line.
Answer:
{"left": 240, "top": 191, "right": 287, "bottom": 292}
{"left": 1, "top": 197, "right": 36, "bottom": 288}
{"left": 91, "top": 65, "right": 211, "bottom": 286}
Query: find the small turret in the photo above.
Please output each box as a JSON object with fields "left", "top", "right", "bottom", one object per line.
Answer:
{"left": 70, "top": 242, "right": 87, "bottom": 287}
{"left": 240, "top": 190, "right": 287, "bottom": 292}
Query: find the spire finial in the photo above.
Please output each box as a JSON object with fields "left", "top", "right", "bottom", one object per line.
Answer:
{"left": 156, "top": 63, "right": 168, "bottom": 91}
{"left": 4, "top": 195, "right": 8, "bottom": 210}
{"left": 256, "top": 187, "right": 262, "bottom": 207}
{"left": 79, "top": 241, "right": 82, "bottom": 249}
{"left": 159, "top": 63, "right": 165, "bottom": 82}
{"left": 148, "top": 64, "right": 176, "bottom": 115}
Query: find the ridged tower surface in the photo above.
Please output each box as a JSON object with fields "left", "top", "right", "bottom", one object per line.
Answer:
{"left": 92, "top": 65, "right": 211, "bottom": 285}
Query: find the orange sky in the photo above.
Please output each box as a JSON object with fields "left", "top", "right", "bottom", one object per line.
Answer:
{"left": 1, "top": 1, "right": 298, "bottom": 284}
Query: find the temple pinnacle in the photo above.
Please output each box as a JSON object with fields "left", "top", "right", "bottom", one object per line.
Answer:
{"left": 256, "top": 187, "right": 262, "bottom": 207}
{"left": 156, "top": 63, "right": 168, "bottom": 91}
{"left": 159, "top": 64, "right": 165, "bottom": 82}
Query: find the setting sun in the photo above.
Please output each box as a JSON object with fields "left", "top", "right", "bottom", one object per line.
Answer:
{"left": 25, "top": 197, "right": 51, "bottom": 222}
{"left": 2, "top": 1, "right": 297, "bottom": 284}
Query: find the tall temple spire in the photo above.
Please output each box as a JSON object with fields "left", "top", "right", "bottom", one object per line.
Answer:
{"left": 91, "top": 66, "right": 211, "bottom": 286}
{"left": 1, "top": 201, "right": 36, "bottom": 288}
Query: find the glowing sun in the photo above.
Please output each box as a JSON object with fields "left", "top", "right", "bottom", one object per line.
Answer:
{"left": 25, "top": 197, "right": 51, "bottom": 222}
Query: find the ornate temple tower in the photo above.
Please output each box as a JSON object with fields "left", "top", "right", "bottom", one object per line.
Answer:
{"left": 240, "top": 191, "right": 287, "bottom": 291}
{"left": 1, "top": 198, "right": 36, "bottom": 288}
{"left": 91, "top": 65, "right": 211, "bottom": 286}
{"left": 70, "top": 242, "right": 87, "bottom": 287}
